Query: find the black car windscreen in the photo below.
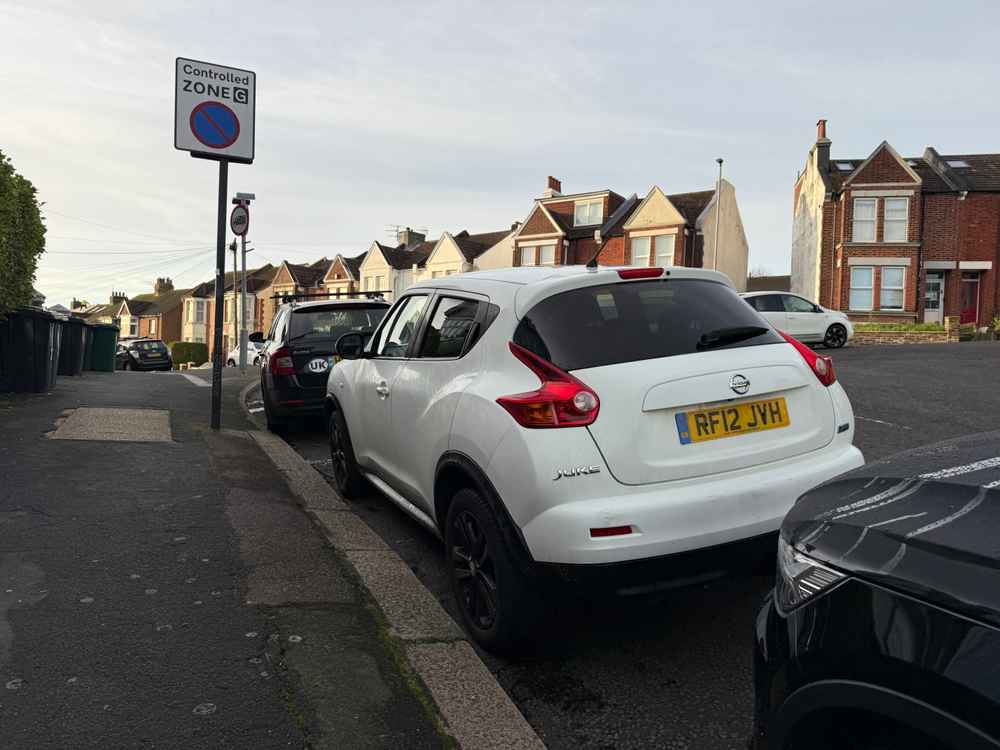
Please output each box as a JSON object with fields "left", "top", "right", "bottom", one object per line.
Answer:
{"left": 134, "top": 341, "right": 167, "bottom": 352}
{"left": 289, "top": 306, "right": 387, "bottom": 343}
{"left": 513, "top": 278, "right": 784, "bottom": 371}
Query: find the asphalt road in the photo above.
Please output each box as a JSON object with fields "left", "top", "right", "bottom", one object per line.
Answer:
{"left": 253, "top": 341, "right": 1000, "bottom": 750}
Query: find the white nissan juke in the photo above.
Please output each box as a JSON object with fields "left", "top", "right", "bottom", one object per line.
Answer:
{"left": 325, "top": 265, "right": 864, "bottom": 652}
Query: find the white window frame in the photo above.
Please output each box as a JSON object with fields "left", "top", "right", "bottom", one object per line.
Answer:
{"left": 880, "top": 266, "right": 905, "bottom": 310}
{"left": 883, "top": 197, "right": 908, "bottom": 243}
{"left": 149, "top": 318, "right": 157, "bottom": 335}
{"left": 518, "top": 246, "right": 536, "bottom": 266}
{"left": 537, "top": 244, "right": 556, "bottom": 266}
{"left": 630, "top": 236, "right": 651, "bottom": 266}
{"left": 573, "top": 199, "right": 603, "bottom": 227}
{"left": 654, "top": 234, "right": 675, "bottom": 267}
{"left": 849, "top": 266, "right": 874, "bottom": 311}
{"left": 852, "top": 198, "right": 877, "bottom": 243}
{"left": 129, "top": 318, "right": 138, "bottom": 336}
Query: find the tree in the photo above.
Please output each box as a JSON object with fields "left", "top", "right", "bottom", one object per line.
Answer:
{"left": 0, "top": 150, "right": 46, "bottom": 316}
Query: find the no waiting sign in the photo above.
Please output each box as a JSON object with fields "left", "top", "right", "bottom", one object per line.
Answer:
{"left": 175, "top": 57, "right": 255, "bottom": 163}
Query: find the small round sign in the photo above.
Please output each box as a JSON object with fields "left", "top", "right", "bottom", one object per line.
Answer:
{"left": 230, "top": 204, "right": 249, "bottom": 236}
{"left": 190, "top": 101, "right": 240, "bottom": 149}
{"left": 307, "top": 358, "right": 330, "bottom": 373}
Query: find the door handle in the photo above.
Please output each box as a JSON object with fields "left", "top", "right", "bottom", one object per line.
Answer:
{"left": 375, "top": 380, "right": 390, "bottom": 398}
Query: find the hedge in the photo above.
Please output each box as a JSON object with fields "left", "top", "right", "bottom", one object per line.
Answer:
{"left": 169, "top": 341, "right": 208, "bottom": 366}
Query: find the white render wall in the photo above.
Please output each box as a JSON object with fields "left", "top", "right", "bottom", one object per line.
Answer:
{"left": 791, "top": 147, "right": 826, "bottom": 302}
{"left": 699, "top": 180, "right": 750, "bottom": 292}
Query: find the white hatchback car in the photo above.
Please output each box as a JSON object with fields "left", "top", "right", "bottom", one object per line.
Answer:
{"left": 740, "top": 291, "right": 854, "bottom": 348}
{"left": 326, "top": 266, "right": 863, "bottom": 652}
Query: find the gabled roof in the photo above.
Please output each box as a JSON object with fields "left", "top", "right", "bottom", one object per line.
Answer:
{"left": 841, "top": 141, "right": 922, "bottom": 188}
{"left": 285, "top": 259, "right": 330, "bottom": 287}
{"left": 666, "top": 190, "right": 716, "bottom": 225}
{"left": 343, "top": 252, "right": 366, "bottom": 280}
{"left": 124, "top": 287, "right": 191, "bottom": 316}
{"left": 72, "top": 302, "right": 118, "bottom": 320}
{"left": 380, "top": 240, "right": 436, "bottom": 270}
{"left": 825, "top": 149, "right": 1000, "bottom": 193}
{"left": 451, "top": 228, "right": 515, "bottom": 262}
{"left": 188, "top": 264, "right": 278, "bottom": 297}
{"left": 516, "top": 202, "right": 566, "bottom": 238}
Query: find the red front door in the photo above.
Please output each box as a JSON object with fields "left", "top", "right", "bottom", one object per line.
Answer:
{"left": 960, "top": 273, "right": 980, "bottom": 324}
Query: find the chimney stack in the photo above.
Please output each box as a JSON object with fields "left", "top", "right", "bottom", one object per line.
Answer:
{"left": 154, "top": 277, "right": 174, "bottom": 295}
{"left": 543, "top": 176, "right": 562, "bottom": 198}
{"left": 110, "top": 289, "right": 127, "bottom": 305}
{"left": 814, "top": 119, "right": 831, "bottom": 175}
{"left": 396, "top": 227, "right": 426, "bottom": 248}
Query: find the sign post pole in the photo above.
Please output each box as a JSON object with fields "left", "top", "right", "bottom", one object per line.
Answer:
{"left": 240, "top": 233, "right": 248, "bottom": 372}
{"left": 174, "top": 56, "right": 256, "bottom": 431}
{"left": 210, "top": 159, "right": 229, "bottom": 430}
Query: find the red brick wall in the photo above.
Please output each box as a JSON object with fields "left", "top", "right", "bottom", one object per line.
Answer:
{"left": 851, "top": 147, "right": 914, "bottom": 184}
{"left": 837, "top": 249, "right": 919, "bottom": 313}
{"left": 520, "top": 206, "right": 559, "bottom": 235}
{"left": 594, "top": 236, "right": 625, "bottom": 265}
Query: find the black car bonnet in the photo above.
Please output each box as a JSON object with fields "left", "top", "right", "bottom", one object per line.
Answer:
{"left": 783, "top": 431, "right": 1000, "bottom": 628}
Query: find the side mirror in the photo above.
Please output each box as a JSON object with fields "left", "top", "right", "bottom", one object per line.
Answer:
{"left": 814, "top": 305, "right": 823, "bottom": 313}
{"left": 248, "top": 331, "right": 264, "bottom": 343}
{"left": 336, "top": 331, "right": 366, "bottom": 360}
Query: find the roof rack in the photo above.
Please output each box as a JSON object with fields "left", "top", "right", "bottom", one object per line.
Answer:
{"left": 270, "top": 290, "right": 391, "bottom": 304}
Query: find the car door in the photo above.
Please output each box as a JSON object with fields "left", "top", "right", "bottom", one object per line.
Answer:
{"left": 261, "top": 307, "right": 289, "bottom": 394}
{"left": 353, "top": 294, "right": 431, "bottom": 477}
{"left": 781, "top": 294, "right": 824, "bottom": 341}
{"left": 386, "top": 293, "right": 489, "bottom": 513}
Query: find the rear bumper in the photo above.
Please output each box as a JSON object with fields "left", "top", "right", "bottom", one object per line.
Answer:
{"left": 268, "top": 385, "right": 326, "bottom": 417}
{"left": 520, "top": 441, "right": 864, "bottom": 565}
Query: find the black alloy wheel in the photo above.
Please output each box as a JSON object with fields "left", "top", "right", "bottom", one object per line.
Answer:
{"left": 227, "top": 359, "right": 235, "bottom": 367}
{"left": 450, "top": 510, "right": 499, "bottom": 631}
{"left": 824, "top": 323, "right": 848, "bottom": 349}
{"left": 328, "top": 409, "right": 363, "bottom": 497}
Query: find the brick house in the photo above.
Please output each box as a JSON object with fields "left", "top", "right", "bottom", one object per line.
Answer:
{"left": 181, "top": 264, "right": 277, "bottom": 359}
{"left": 792, "top": 120, "right": 1000, "bottom": 326}
{"left": 511, "top": 177, "right": 749, "bottom": 290}
{"left": 117, "top": 278, "right": 189, "bottom": 341}
{"left": 258, "top": 258, "right": 331, "bottom": 335}
{"left": 320, "top": 252, "right": 367, "bottom": 299}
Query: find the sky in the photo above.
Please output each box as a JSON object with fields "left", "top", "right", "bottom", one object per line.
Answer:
{"left": 4, "top": 0, "right": 1000, "bottom": 308}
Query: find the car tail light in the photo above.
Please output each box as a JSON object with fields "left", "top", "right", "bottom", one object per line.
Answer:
{"left": 497, "top": 342, "right": 600, "bottom": 428}
{"left": 779, "top": 331, "right": 835, "bottom": 387}
{"left": 270, "top": 346, "right": 294, "bottom": 376}
{"left": 617, "top": 267, "right": 663, "bottom": 280}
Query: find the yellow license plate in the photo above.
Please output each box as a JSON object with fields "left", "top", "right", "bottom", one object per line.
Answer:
{"left": 676, "top": 397, "right": 790, "bottom": 445}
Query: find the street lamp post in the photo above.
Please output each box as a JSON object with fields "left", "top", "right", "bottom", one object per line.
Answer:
{"left": 714, "top": 158, "right": 723, "bottom": 271}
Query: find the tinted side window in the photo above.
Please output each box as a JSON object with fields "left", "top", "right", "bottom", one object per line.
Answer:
{"left": 753, "top": 295, "right": 784, "bottom": 313}
{"left": 513, "top": 279, "right": 783, "bottom": 371}
{"left": 377, "top": 295, "right": 429, "bottom": 358}
{"left": 782, "top": 295, "right": 816, "bottom": 313}
{"left": 419, "top": 297, "right": 480, "bottom": 358}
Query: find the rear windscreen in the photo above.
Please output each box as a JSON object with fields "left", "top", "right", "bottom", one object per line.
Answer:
{"left": 513, "top": 279, "right": 783, "bottom": 371}
{"left": 289, "top": 306, "right": 387, "bottom": 342}
{"left": 135, "top": 341, "right": 167, "bottom": 352}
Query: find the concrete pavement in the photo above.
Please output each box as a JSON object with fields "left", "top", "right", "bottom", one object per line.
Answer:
{"left": 0, "top": 369, "right": 445, "bottom": 749}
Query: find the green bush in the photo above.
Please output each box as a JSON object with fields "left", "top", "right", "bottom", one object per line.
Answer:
{"left": 855, "top": 322, "right": 945, "bottom": 332}
{"left": 169, "top": 341, "right": 208, "bottom": 366}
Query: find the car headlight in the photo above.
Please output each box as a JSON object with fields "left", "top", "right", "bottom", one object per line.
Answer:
{"left": 775, "top": 537, "right": 846, "bottom": 611}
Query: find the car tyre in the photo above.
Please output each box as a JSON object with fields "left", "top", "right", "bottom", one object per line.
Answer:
{"left": 227, "top": 359, "right": 235, "bottom": 367}
{"left": 824, "top": 323, "right": 848, "bottom": 349}
{"left": 262, "top": 384, "right": 286, "bottom": 434}
{"left": 253, "top": 355, "right": 261, "bottom": 367}
{"left": 445, "top": 488, "right": 540, "bottom": 655}
{"left": 328, "top": 408, "right": 364, "bottom": 498}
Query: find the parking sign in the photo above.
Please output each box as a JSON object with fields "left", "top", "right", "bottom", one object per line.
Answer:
{"left": 175, "top": 57, "right": 255, "bottom": 163}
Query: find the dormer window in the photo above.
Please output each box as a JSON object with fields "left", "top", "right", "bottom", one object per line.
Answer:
{"left": 573, "top": 199, "right": 603, "bottom": 226}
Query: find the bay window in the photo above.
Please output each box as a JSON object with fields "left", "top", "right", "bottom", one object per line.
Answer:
{"left": 883, "top": 198, "right": 908, "bottom": 242}
{"left": 630, "top": 236, "right": 651, "bottom": 266}
{"left": 880, "top": 267, "right": 905, "bottom": 310}
{"left": 654, "top": 234, "right": 675, "bottom": 267}
{"left": 849, "top": 266, "right": 873, "bottom": 310}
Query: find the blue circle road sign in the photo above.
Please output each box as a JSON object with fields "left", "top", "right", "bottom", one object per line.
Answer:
{"left": 189, "top": 101, "right": 240, "bottom": 149}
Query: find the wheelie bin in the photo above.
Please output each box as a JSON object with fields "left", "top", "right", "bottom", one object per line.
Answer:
{"left": 0, "top": 307, "right": 61, "bottom": 393}
{"left": 57, "top": 315, "right": 86, "bottom": 376}
{"left": 82, "top": 322, "right": 95, "bottom": 370}
{"left": 89, "top": 323, "right": 119, "bottom": 372}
